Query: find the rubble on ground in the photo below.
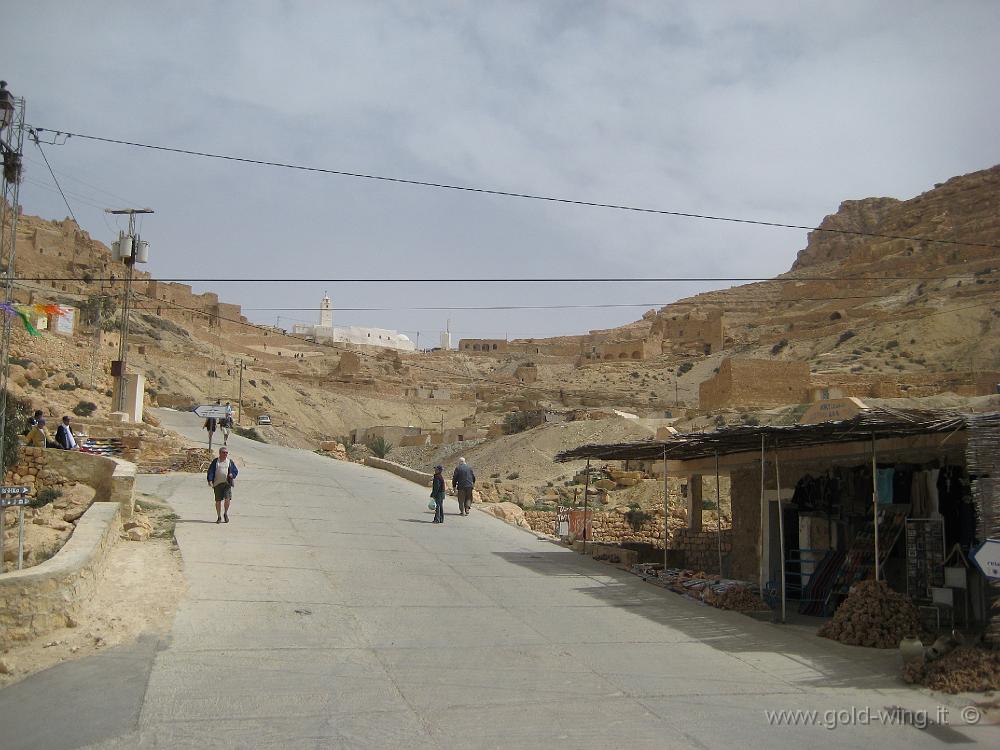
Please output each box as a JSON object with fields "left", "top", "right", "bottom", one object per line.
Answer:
{"left": 138, "top": 447, "right": 213, "bottom": 474}
{"left": 818, "top": 579, "right": 921, "bottom": 649}
{"left": 703, "top": 585, "right": 768, "bottom": 613}
{"left": 902, "top": 645, "right": 1000, "bottom": 693}
{"left": 632, "top": 564, "right": 765, "bottom": 613}
{"left": 122, "top": 512, "right": 153, "bottom": 542}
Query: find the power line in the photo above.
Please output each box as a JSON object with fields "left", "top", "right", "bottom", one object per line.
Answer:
{"left": 30, "top": 126, "right": 1000, "bottom": 252}
{"left": 28, "top": 136, "right": 77, "bottom": 224}
{"left": 22, "top": 153, "right": 140, "bottom": 206}
{"left": 15, "top": 272, "right": 995, "bottom": 284}
{"left": 126, "top": 292, "right": 542, "bottom": 389}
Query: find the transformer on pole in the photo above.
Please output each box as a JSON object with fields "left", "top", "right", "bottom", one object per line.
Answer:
{"left": 106, "top": 207, "right": 154, "bottom": 417}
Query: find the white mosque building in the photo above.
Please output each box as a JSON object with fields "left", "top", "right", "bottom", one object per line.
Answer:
{"left": 292, "top": 295, "right": 416, "bottom": 352}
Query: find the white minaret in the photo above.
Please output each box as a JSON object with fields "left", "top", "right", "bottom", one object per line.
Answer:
{"left": 439, "top": 319, "right": 452, "bottom": 350}
{"left": 319, "top": 294, "right": 333, "bottom": 329}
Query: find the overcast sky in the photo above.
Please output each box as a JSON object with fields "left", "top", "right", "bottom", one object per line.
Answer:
{"left": 7, "top": 1, "right": 1000, "bottom": 343}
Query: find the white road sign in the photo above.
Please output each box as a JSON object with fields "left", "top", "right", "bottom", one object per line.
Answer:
{"left": 972, "top": 539, "right": 1000, "bottom": 580}
{"left": 193, "top": 405, "right": 229, "bottom": 419}
{"left": 0, "top": 485, "right": 31, "bottom": 507}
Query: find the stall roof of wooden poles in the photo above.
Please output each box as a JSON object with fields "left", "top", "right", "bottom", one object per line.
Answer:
{"left": 554, "top": 407, "right": 977, "bottom": 464}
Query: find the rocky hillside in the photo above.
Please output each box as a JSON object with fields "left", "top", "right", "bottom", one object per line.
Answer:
{"left": 650, "top": 165, "right": 1000, "bottom": 375}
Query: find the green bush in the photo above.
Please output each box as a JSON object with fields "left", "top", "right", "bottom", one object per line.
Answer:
{"left": 26, "top": 377, "right": 42, "bottom": 388}
{"left": 10, "top": 357, "right": 31, "bottom": 368}
{"left": 506, "top": 472, "right": 520, "bottom": 480}
{"left": 624, "top": 504, "right": 653, "bottom": 531}
{"left": 367, "top": 436, "right": 393, "bottom": 458}
{"left": 31, "top": 487, "right": 62, "bottom": 507}
{"left": 58, "top": 382, "right": 77, "bottom": 391}
{"left": 73, "top": 401, "right": 98, "bottom": 417}
{"left": 677, "top": 361, "right": 694, "bottom": 375}
{"left": 2, "top": 391, "right": 31, "bottom": 471}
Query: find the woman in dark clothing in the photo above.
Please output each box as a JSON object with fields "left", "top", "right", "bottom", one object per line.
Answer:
{"left": 431, "top": 465, "right": 446, "bottom": 524}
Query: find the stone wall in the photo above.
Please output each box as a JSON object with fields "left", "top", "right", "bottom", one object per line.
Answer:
{"left": 458, "top": 339, "right": 508, "bottom": 353}
{"left": 671, "top": 528, "right": 733, "bottom": 574}
{"left": 813, "top": 370, "right": 1000, "bottom": 399}
{"left": 653, "top": 307, "right": 724, "bottom": 353}
{"left": 6, "top": 447, "right": 136, "bottom": 519}
{"left": 364, "top": 457, "right": 433, "bottom": 487}
{"left": 0, "top": 502, "right": 121, "bottom": 647}
{"left": 699, "top": 358, "right": 811, "bottom": 410}
{"left": 728, "top": 466, "right": 763, "bottom": 581}
{"left": 522, "top": 508, "right": 674, "bottom": 549}
{"left": 4, "top": 447, "right": 135, "bottom": 517}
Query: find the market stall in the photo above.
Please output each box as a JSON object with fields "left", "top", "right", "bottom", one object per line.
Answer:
{"left": 557, "top": 408, "right": 999, "bottom": 640}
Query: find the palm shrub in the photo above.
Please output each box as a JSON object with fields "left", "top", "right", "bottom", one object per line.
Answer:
{"left": 367, "top": 436, "right": 393, "bottom": 458}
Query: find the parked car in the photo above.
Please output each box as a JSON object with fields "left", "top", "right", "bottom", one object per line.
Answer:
{"left": 257, "top": 414, "right": 272, "bottom": 426}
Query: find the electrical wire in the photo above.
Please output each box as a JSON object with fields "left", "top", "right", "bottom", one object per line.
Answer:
{"left": 125, "top": 289, "right": 531, "bottom": 388}
{"left": 22, "top": 154, "right": 139, "bottom": 207}
{"left": 14, "top": 272, "right": 996, "bottom": 284}
{"left": 28, "top": 137, "right": 77, "bottom": 223}
{"left": 29, "top": 126, "right": 1000, "bottom": 252}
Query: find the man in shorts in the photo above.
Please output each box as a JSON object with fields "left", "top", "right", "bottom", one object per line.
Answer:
{"left": 207, "top": 446, "right": 239, "bottom": 523}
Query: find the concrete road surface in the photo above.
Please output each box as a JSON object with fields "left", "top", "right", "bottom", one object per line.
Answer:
{"left": 1, "top": 408, "right": 995, "bottom": 749}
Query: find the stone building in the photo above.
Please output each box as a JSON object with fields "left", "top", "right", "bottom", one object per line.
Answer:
{"left": 699, "top": 358, "right": 810, "bottom": 410}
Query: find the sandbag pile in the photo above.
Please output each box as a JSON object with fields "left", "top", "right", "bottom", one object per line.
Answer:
{"left": 818, "top": 580, "right": 921, "bottom": 648}
{"left": 902, "top": 646, "right": 1000, "bottom": 693}
{"left": 704, "top": 585, "right": 767, "bottom": 613}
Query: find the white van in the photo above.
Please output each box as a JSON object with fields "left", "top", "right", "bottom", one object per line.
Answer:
{"left": 257, "top": 414, "right": 272, "bottom": 426}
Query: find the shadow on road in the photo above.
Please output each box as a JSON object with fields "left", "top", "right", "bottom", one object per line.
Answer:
{"left": 493, "top": 549, "right": 906, "bottom": 693}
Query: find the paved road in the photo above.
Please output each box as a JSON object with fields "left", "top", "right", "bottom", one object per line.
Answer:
{"left": 2, "top": 409, "right": 996, "bottom": 748}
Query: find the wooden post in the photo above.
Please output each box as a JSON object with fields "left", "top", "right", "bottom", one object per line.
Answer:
{"left": 715, "top": 451, "right": 723, "bottom": 577}
{"left": 582, "top": 458, "right": 591, "bottom": 553}
{"left": 872, "top": 433, "right": 880, "bottom": 582}
{"left": 775, "top": 442, "right": 786, "bottom": 623}
{"left": 759, "top": 434, "right": 766, "bottom": 597}
{"left": 662, "top": 447, "right": 669, "bottom": 570}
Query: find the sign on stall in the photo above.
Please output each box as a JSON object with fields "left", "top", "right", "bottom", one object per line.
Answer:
{"left": 971, "top": 539, "right": 1000, "bottom": 580}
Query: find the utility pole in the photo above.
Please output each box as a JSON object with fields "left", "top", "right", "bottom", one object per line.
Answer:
{"left": 237, "top": 357, "right": 245, "bottom": 423}
{"left": 106, "top": 208, "right": 153, "bottom": 416}
{"left": 0, "top": 81, "right": 25, "bottom": 569}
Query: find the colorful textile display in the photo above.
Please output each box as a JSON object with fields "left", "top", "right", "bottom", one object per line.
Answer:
{"left": 0, "top": 302, "right": 67, "bottom": 336}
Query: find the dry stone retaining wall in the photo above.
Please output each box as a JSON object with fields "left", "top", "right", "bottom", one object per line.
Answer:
{"left": 5, "top": 447, "right": 135, "bottom": 518}
{"left": 364, "top": 457, "right": 433, "bottom": 487}
{"left": 0, "top": 502, "right": 121, "bottom": 647}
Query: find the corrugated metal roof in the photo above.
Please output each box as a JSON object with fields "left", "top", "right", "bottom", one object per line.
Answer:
{"left": 555, "top": 407, "right": 976, "bottom": 463}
